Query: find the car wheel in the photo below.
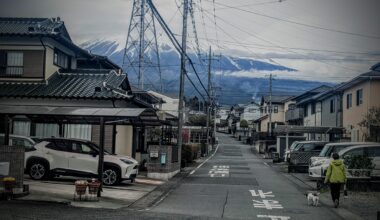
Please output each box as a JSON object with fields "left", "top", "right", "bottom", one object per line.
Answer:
{"left": 29, "top": 162, "right": 48, "bottom": 180}
{"left": 102, "top": 167, "right": 120, "bottom": 186}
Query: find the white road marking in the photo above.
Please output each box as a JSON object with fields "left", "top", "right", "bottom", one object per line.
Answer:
{"left": 252, "top": 200, "right": 283, "bottom": 210}
{"left": 257, "top": 215, "right": 291, "bottom": 220}
{"left": 249, "top": 190, "right": 275, "bottom": 199}
{"left": 263, "top": 162, "right": 269, "bottom": 167}
{"left": 209, "top": 165, "right": 229, "bottom": 177}
{"left": 189, "top": 144, "right": 220, "bottom": 175}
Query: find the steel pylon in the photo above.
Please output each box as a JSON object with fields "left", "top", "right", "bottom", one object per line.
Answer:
{"left": 122, "top": 0, "right": 163, "bottom": 91}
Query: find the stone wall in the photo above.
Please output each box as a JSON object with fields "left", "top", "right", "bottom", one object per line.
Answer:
{"left": 0, "top": 145, "right": 25, "bottom": 190}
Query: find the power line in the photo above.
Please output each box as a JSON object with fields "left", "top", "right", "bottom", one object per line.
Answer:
{"left": 199, "top": 8, "right": 364, "bottom": 72}
{"left": 205, "top": 0, "right": 380, "bottom": 40}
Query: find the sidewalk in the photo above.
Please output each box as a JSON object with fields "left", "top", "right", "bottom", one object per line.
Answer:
{"left": 16, "top": 175, "right": 164, "bottom": 209}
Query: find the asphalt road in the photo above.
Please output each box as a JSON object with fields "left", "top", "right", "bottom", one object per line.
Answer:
{"left": 149, "top": 133, "right": 343, "bottom": 220}
{"left": 0, "top": 133, "right": 344, "bottom": 220}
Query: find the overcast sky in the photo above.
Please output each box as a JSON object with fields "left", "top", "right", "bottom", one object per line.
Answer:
{"left": 1, "top": 0, "right": 379, "bottom": 82}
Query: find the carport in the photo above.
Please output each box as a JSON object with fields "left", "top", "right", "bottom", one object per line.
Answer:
{"left": 0, "top": 105, "right": 161, "bottom": 197}
{"left": 274, "top": 125, "right": 345, "bottom": 150}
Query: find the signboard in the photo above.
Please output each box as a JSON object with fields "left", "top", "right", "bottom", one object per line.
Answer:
{"left": 0, "top": 162, "right": 10, "bottom": 176}
{"left": 150, "top": 150, "right": 159, "bottom": 158}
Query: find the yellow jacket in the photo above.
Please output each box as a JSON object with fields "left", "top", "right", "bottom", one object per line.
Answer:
{"left": 324, "top": 159, "right": 347, "bottom": 184}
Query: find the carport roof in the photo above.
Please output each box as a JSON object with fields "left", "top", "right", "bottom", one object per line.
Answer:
{"left": 0, "top": 105, "right": 162, "bottom": 125}
{"left": 274, "top": 125, "right": 344, "bottom": 134}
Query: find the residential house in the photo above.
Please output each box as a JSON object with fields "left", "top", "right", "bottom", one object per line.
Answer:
{"left": 256, "top": 95, "right": 292, "bottom": 133}
{"left": 336, "top": 63, "right": 380, "bottom": 141}
{"left": 293, "top": 85, "right": 332, "bottom": 127}
{"left": 0, "top": 17, "right": 161, "bottom": 161}
{"left": 240, "top": 102, "right": 261, "bottom": 125}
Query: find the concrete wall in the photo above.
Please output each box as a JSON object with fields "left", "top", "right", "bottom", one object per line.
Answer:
{"left": 115, "top": 125, "right": 133, "bottom": 157}
{"left": 303, "top": 102, "right": 322, "bottom": 127}
{"left": 343, "top": 80, "right": 380, "bottom": 141}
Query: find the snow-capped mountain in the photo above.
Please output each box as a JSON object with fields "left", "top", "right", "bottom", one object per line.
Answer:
{"left": 80, "top": 40, "right": 330, "bottom": 104}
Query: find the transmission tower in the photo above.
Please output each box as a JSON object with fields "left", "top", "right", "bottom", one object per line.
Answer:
{"left": 122, "top": 0, "right": 163, "bottom": 91}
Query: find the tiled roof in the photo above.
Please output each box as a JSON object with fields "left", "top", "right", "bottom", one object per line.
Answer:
{"left": 0, "top": 70, "right": 131, "bottom": 99}
{"left": 0, "top": 17, "right": 71, "bottom": 41}
{"left": 262, "top": 95, "right": 292, "bottom": 104}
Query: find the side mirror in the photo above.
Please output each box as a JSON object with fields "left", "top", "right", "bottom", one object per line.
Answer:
{"left": 91, "top": 152, "right": 98, "bottom": 157}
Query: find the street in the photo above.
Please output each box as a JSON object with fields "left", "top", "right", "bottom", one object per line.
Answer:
{"left": 0, "top": 133, "right": 344, "bottom": 220}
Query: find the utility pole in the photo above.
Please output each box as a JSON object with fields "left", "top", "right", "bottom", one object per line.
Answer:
{"left": 213, "top": 89, "right": 217, "bottom": 143}
{"left": 206, "top": 47, "right": 212, "bottom": 154}
{"left": 177, "top": 0, "right": 189, "bottom": 167}
{"left": 268, "top": 73, "right": 273, "bottom": 136}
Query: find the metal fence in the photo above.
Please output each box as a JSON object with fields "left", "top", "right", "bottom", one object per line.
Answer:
{"left": 289, "top": 151, "right": 320, "bottom": 165}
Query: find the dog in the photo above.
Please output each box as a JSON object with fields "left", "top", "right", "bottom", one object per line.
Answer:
{"left": 306, "top": 192, "right": 320, "bottom": 206}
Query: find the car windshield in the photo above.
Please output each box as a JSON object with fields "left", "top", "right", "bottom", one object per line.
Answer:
{"left": 289, "top": 142, "right": 300, "bottom": 151}
{"left": 319, "top": 145, "right": 331, "bottom": 157}
{"left": 294, "top": 143, "right": 304, "bottom": 151}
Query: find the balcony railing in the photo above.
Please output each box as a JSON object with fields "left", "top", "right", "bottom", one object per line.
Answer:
{"left": 285, "top": 108, "right": 304, "bottom": 122}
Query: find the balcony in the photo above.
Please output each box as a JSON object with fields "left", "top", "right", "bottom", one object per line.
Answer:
{"left": 285, "top": 108, "right": 304, "bottom": 122}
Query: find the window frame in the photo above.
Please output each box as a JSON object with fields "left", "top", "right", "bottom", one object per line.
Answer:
{"left": 53, "top": 49, "right": 70, "bottom": 69}
{"left": 0, "top": 51, "right": 24, "bottom": 76}
{"left": 356, "top": 89, "right": 363, "bottom": 106}
{"left": 330, "top": 99, "right": 335, "bottom": 113}
{"left": 346, "top": 93, "right": 352, "bottom": 109}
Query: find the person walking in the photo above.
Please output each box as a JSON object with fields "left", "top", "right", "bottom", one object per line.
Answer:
{"left": 324, "top": 152, "right": 347, "bottom": 208}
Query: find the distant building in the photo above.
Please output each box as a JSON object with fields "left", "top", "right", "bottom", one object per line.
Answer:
{"left": 240, "top": 102, "right": 261, "bottom": 124}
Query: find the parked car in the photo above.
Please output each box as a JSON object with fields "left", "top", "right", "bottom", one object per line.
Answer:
{"left": 309, "top": 142, "right": 377, "bottom": 165}
{"left": 0, "top": 134, "right": 36, "bottom": 151}
{"left": 287, "top": 141, "right": 327, "bottom": 165}
{"left": 24, "top": 137, "right": 139, "bottom": 185}
{"left": 284, "top": 141, "right": 301, "bottom": 162}
{"left": 309, "top": 144, "right": 380, "bottom": 178}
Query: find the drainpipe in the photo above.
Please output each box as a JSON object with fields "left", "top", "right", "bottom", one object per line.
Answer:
{"left": 368, "top": 77, "right": 372, "bottom": 140}
{"left": 39, "top": 37, "right": 47, "bottom": 82}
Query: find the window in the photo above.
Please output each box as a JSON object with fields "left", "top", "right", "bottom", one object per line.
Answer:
{"left": 5, "top": 52, "right": 24, "bottom": 76}
{"left": 13, "top": 121, "right": 31, "bottom": 136}
{"left": 346, "top": 93, "right": 352, "bottom": 109}
{"left": 367, "top": 147, "right": 380, "bottom": 157}
{"left": 35, "top": 123, "right": 59, "bottom": 138}
{"left": 311, "top": 103, "right": 316, "bottom": 115}
{"left": 273, "top": 106, "right": 278, "bottom": 113}
{"left": 330, "top": 99, "right": 335, "bottom": 113}
{"left": 344, "top": 148, "right": 364, "bottom": 157}
{"left": 304, "top": 106, "right": 308, "bottom": 117}
{"left": 64, "top": 124, "right": 92, "bottom": 140}
{"left": 54, "top": 49, "right": 69, "bottom": 69}
{"left": 356, "top": 89, "right": 363, "bottom": 106}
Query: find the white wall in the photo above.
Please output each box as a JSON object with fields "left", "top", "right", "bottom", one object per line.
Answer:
{"left": 115, "top": 125, "right": 133, "bottom": 157}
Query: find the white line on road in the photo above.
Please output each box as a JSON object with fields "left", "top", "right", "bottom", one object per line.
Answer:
{"left": 263, "top": 162, "right": 269, "bottom": 167}
{"left": 189, "top": 144, "right": 220, "bottom": 175}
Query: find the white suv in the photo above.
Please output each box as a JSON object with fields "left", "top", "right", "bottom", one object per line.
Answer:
{"left": 25, "top": 138, "right": 139, "bottom": 185}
